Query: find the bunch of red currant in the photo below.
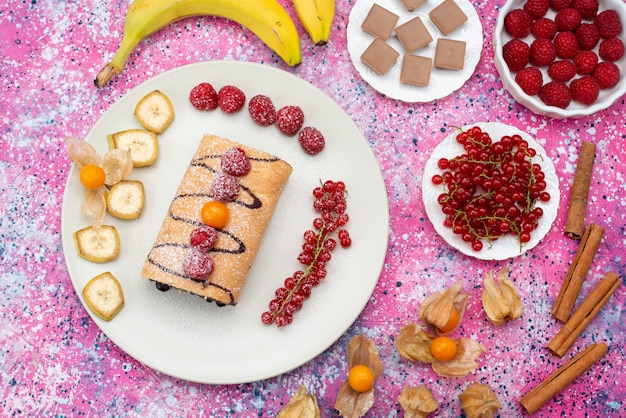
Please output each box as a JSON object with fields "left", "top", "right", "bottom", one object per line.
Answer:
{"left": 432, "top": 126, "right": 550, "bottom": 252}
{"left": 262, "top": 180, "right": 351, "bottom": 327}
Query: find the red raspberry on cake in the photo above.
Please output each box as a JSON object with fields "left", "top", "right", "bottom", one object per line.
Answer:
{"left": 533, "top": 18, "right": 558, "bottom": 40}
{"left": 524, "top": 0, "right": 549, "bottom": 19}
{"left": 554, "top": 31, "right": 580, "bottom": 59}
{"left": 298, "top": 127, "right": 326, "bottom": 155}
{"left": 190, "top": 226, "right": 218, "bottom": 252}
{"left": 570, "top": 76, "right": 600, "bottom": 104}
{"left": 221, "top": 147, "right": 251, "bottom": 176}
{"left": 539, "top": 81, "right": 572, "bottom": 108}
{"left": 530, "top": 38, "right": 557, "bottom": 66}
{"left": 555, "top": 8, "right": 582, "bottom": 32}
{"left": 504, "top": 9, "right": 533, "bottom": 38}
{"left": 183, "top": 251, "right": 215, "bottom": 281}
{"left": 576, "top": 23, "right": 600, "bottom": 50}
{"left": 189, "top": 82, "right": 219, "bottom": 111}
{"left": 548, "top": 60, "right": 577, "bottom": 81}
{"left": 210, "top": 174, "right": 240, "bottom": 202}
{"left": 593, "top": 61, "right": 620, "bottom": 88}
{"left": 248, "top": 94, "right": 276, "bottom": 126}
{"left": 503, "top": 39, "right": 531, "bottom": 71}
{"left": 594, "top": 10, "right": 623, "bottom": 39}
{"left": 550, "top": 0, "right": 572, "bottom": 11}
{"left": 218, "top": 85, "right": 246, "bottom": 114}
{"left": 599, "top": 38, "right": 625, "bottom": 62}
{"left": 573, "top": 50, "right": 598, "bottom": 75}
{"left": 515, "top": 67, "right": 544, "bottom": 95}
{"left": 571, "top": 0, "right": 598, "bottom": 20}
{"left": 276, "top": 105, "right": 305, "bottom": 136}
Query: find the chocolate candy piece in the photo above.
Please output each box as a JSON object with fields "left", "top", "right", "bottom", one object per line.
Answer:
{"left": 361, "top": 38, "right": 400, "bottom": 76}
{"left": 395, "top": 16, "right": 433, "bottom": 53}
{"left": 400, "top": 0, "right": 427, "bottom": 12}
{"left": 434, "top": 38, "right": 466, "bottom": 70}
{"left": 429, "top": 0, "right": 468, "bottom": 36}
{"left": 361, "top": 4, "right": 400, "bottom": 40}
{"left": 400, "top": 54, "right": 433, "bottom": 86}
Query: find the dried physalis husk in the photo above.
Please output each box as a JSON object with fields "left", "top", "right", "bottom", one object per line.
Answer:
{"left": 277, "top": 386, "right": 320, "bottom": 418}
{"left": 335, "top": 334, "right": 384, "bottom": 418}
{"left": 396, "top": 323, "right": 486, "bottom": 377}
{"left": 481, "top": 268, "right": 522, "bottom": 326}
{"left": 418, "top": 279, "right": 468, "bottom": 334}
{"left": 459, "top": 383, "right": 502, "bottom": 418}
{"left": 398, "top": 385, "right": 439, "bottom": 418}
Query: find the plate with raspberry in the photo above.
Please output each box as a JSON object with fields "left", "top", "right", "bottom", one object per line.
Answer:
{"left": 422, "top": 122, "right": 560, "bottom": 260}
{"left": 494, "top": 0, "right": 626, "bottom": 118}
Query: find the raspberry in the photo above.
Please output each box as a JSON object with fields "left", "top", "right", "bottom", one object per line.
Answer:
{"left": 189, "top": 226, "right": 218, "bottom": 252}
{"left": 217, "top": 85, "right": 246, "bottom": 114}
{"left": 183, "top": 251, "right": 214, "bottom": 281}
{"left": 210, "top": 174, "right": 240, "bottom": 202}
{"left": 504, "top": 9, "right": 533, "bottom": 38}
{"left": 515, "top": 67, "right": 544, "bottom": 95}
{"left": 503, "top": 39, "right": 531, "bottom": 71}
{"left": 550, "top": 0, "right": 572, "bottom": 11}
{"left": 599, "top": 38, "right": 625, "bottom": 62}
{"left": 298, "top": 127, "right": 325, "bottom": 155}
{"left": 594, "top": 10, "right": 622, "bottom": 39}
{"left": 554, "top": 31, "right": 580, "bottom": 59}
{"left": 555, "top": 8, "right": 582, "bottom": 32}
{"left": 532, "top": 18, "right": 558, "bottom": 40}
{"left": 576, "top": 23, "right": 600, "bottom": 50}
{"left": 592, "top": 61, "right": 620, "bottom": 88}
{"left": 570, "top": 76, "right": 600, "bottom": 104}
{"left": 221, "top": 147, "right": 251, "bottom": 176}
{"left": 189, "top": 83, "right": 218, "bottom": 111}
{"left": 248, "top": 94, "right": 276, "bottom": 126}
{"left": 539, "top": 81, "right": 572, "bottom": 108}
{"left": 548, "top": 60, "right": 577, "bottom": 81}
{"left": 571, "top": 0, "right": 598, "bottom": 20}
{"left": 530, "top": 38, "right": 557, "bottom": 66}
{"left": 524, "top": 0, "right": 549, "bottom": 19}
{"left": 573, "top": 50, "right": 598, "bottom": 75}
{"left": 276, "top": 105, "right": 304, "bottom": 136}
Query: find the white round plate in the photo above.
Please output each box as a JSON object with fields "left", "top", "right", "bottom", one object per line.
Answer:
{"left": 422, "top": 122, "right": 559, "bottom": 260}
{"left": 61, "top": 61, "right": 390, "bottom": 384}
{"left": 347, "top": 0, "right": 483, "bottom": 102}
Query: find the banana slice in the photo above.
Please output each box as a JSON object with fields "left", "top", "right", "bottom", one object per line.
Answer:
{"left": 134, "top": 90, "right": 174, "bottom": 134}
{"left": 106, "top": 180, "right": 145, "bottom": 219}
{"left": 74, "top": 225, "right": 120, "bottom": 263}
{"left": 108, "top": 129, "right": 158, "bottom": 167}
{"left": 83, "top": 272, "right": 124, "bottom": 321}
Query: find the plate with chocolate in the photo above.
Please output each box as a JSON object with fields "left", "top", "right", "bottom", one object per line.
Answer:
{"left": 347, "top": 0, "right": 484, "bottom": 102}
{"left": 61, "top": 61, "right": 390, "bottom": 384}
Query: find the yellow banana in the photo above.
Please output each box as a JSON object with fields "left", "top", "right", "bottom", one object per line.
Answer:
{"left": 292, "top": 0, "right": 335, "bottom": 46}
{"left": 95, "top": 0, "right": 302, "bottom": 88}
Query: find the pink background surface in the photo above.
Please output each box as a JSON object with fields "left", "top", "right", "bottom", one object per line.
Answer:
{"left": 1, "top": 0, "right": 625, "bottom": 416}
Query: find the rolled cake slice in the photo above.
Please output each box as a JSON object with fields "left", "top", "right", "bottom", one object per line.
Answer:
{"left": 142, "top": 134, "right": 293, "bottom": 305}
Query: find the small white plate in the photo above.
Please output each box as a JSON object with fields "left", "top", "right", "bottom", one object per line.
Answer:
{"left": 61, "top": 61, "right": 390, "bottom": 384}
{"left": 347, "top": 0, "right": 483, "bottom": 102}
{"left": 422, "top": 122, "right": 560, "bottom": 260}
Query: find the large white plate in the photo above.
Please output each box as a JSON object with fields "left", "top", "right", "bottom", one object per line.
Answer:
{"left": 61, "top": 61, "right": 390, "bottom": 384}
{"left": 347, "top": 0, "right": 483, "bottom": 102}
{"left": 422, "top": 122, "right": 559, "bottom": 260}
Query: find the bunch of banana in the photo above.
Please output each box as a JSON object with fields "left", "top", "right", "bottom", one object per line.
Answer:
{"left": 95, "top": 0, "right": 302, "bottom": 88}
{"left": 292, "top": 0, "right": 335, "bottom": 46}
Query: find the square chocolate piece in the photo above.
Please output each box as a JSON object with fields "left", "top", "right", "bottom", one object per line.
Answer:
{"left": 361, "top": 38, "right": 400, "bottom": 76}
{"left": 400, "top": 0, "right": 427, "bottom": 11}
{"left": 434, "top": 38, "right": 466, "bottom": 70}
{"left": 395, "top": 16, "right": 433, "bottom": 53}
{"left": 361, "top": 4, "right": 400, "bottom": 40}
{"left": 400, "top": 54, "right": 433, "bottom": 86}
{"left": 429, "top": 0, "right": 468, "bottom": 36}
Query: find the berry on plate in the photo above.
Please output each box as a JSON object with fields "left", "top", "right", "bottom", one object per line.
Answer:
{"left": 570, "top": 76, "right": 600, "bottom": 104}
{"left": 594, "top": 10, "right": 622, "bottom": 39}
{"left": 550, "top": 0, "right": 572, "bottom": 11}
{"left": 592, "top": 61, "right": 620, "bottom": 88}
{"left": 554, "top": 31, "right": 580, "bottom": 59}
{"left": 548, "top": 59, "right": 577, "bottom": 81}
{"left": 276, "top": 105, "right": 305, "bottom": 136}
{"left": 530, "top": 38, "right": 557, "bottom": 66}
{"left": 504, "top": 9, "right": 533, "bottom": 38}
{"left": 539, "top": 81, "right": 572, "bottom": 108}
{"left": 571, "top": 0, "right": 598, "bottom": 20}
{"left": 524, "top": 0, "right": 550, "bottom": 19}
{"left": 575, "top": 23, "right": 600, "bottom": 50}
{"left": 573, "top": 50, "right": 598, "bottom": 75}
{"left": 298, "top": 126, "right": 326, "bottom": 155}
{"left": 248, "top": 94, "right": 276, "bottom": 126}
{"left": 532, "top": 18, "right": 558, "bottom": 40}
{"left": 555, "top": 8, "right": 582, "bottom": 32}
{"left": 218, "top": 85, "right": 246, "bottom": 114}
{"left": 515, "top": 67, "right": 544, "bottom": 95}
{"left": 598, "top": 38, "right": 625, "bottom": 62}
{"left": 503, "top": 39, "right": 531, "bottom": 71}
{"left": 189, "top": 82, "right": 218, "bottom": 111}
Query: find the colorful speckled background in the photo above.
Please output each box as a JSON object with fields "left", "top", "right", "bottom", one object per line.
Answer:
{"left": 1, "top": 0, "right": 625, "bottom": 416}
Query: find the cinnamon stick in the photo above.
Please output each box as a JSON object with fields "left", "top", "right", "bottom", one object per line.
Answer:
{"left": 552, "top": 223, "right": 604, "bottom": 322}
{"left": 564, "top": 142, "right": 596, "bottom": 239}
{"left": 519, "top": 342, "right": 608, "bottom": 415}
{"left": 548, "top": 272, "right": 619, "bottom": 357}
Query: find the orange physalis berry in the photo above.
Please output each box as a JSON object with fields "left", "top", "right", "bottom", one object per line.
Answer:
{"left": 79, "top": 164, "right": 106, "bottom": 189}
{"left": 430, "top": 336, "right": 457, "bottom": 362}
{"left": 347, "top": 365, "right": 375, "bottom": 392}
{"left": 438, "top": 307, "right": 459, "bottom": 333}
{"left": 201, "top": 201, "right": 230, "bottom": 228}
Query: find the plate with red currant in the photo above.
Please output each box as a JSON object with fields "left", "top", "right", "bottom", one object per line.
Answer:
{"left": 422, "top": 122, "right": 559, "bottom": 259}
